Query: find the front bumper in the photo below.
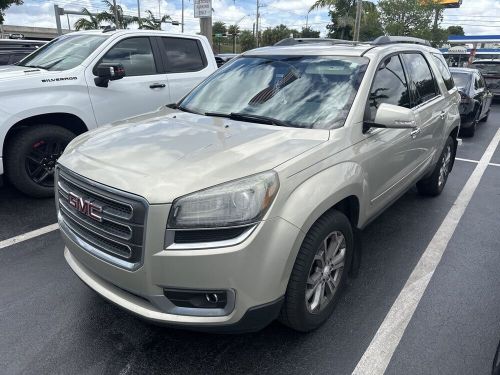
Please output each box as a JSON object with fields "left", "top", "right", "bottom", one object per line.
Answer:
{"left": 61, "top": 207, "right": 303, "bottom": 331}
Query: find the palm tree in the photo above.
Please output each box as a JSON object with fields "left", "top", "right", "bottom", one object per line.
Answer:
{"left": 74, "top": 8, "right": 104, "bottom": 31}
{"left": 227, "top": 24, "right": 240, "bottom": 53}
{"left": 139, "top": 10, "right": 171, "bottom": 30}
{"left": 74, "top": 0, "right": 136, "bottom": 30}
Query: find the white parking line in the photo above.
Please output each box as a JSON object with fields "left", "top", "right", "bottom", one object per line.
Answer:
{"left": 353, "top": 128, "right": 500, "bottom": 375}
{"left": 0, "top": 223, "right": 59, "bottom": 250}
{"left": 455, "top": 157, "right": 500, "bottom": 168}
{"left": 455, "top": 157, "right": 479, "bottom": 164}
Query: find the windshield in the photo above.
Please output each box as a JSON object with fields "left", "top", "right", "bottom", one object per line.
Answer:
{"left": 179, "top": 55, "right": 368, "bottom": 129}
{"left": 18, "top": 34, "right": 109, "bottom": 71}
{"left": 451, "top": 72, "right": 470, "bottom": 89}
{"left": 472, "top": 62, "right": 500, "bottom": 76}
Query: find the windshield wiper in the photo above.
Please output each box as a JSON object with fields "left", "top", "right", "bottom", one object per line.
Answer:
{"left": 205, "top": 112, "right": 293, "bottom": 128}
{"left": 176, "top": 105, "right": 204, "bottom": 115}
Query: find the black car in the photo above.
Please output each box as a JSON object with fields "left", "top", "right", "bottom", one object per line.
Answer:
{"left": 471, "top": 60, "right": 500, "bottom": 98}
{"left": 450, "top": 67, "right": 493, "bottom": 137}
{"left": 0, "top": 39, "right": 45, "bottom": 66}
{"left": 214, "top": 53, "right": 237, "bottom": 68}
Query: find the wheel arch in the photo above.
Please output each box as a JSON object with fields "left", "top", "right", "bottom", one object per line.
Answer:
{"left": 3, "top": 113, "right": 88, "bottom": 160}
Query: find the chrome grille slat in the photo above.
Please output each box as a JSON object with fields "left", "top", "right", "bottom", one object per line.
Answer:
{"left": 59, "top": 199, "right": 132, "bottom": 242}
{"left": 56, "top": 166, "right": 147, "bottom": 269}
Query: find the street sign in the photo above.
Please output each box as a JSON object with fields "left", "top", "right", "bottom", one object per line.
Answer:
{"left": 194, "top": 0, "right": 212, "bottom": 18}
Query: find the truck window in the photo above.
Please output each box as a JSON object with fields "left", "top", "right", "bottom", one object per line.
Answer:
{"left": 101, "top": 37, "right": 157, "bottom": 77}
{"left": 161, "top": 37, "right": 206, "bottom": 73}
{"left": 367, "top": 55, "right": 411, "bottom": 121}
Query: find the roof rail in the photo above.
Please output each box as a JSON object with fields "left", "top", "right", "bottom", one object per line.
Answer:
{"left": 274, "top": 38, "right": 354, "bottom": 46}
{"left": 371, "top": 36, "right": 431, "bottom": 47}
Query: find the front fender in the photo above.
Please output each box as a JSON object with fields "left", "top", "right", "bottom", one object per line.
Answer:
{"left": 274, "top": 161, "right": 367, "bottom": 287}
{"left": 278, "top": 162, "right": 366, "bottom": 233}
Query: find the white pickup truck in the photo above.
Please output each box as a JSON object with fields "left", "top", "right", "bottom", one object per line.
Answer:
{"left": 0, "top": 29, "right": 217, "bottom": 197}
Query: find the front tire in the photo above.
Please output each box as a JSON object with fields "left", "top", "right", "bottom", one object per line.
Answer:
{"left": 416, "top": 136, "right": 455, "bottom": 197}
{"left": 5, "top": 125, "right": 75, "bottom": 198}
{"left": 279, "top": 210, "right": 353, "bottom": 332}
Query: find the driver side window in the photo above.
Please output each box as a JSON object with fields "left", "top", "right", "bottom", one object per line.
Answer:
{"left": 100, "top": 37, "right": 157, "bottom": 77}
{"left": 367, "top": 55, "right": 411, "bottom": 122}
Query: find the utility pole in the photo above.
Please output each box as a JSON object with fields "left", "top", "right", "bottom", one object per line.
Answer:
{"left": 112, "top": 0, "right": 120, "bottom": 28}
{"left": 353, "top": 0, "right": 362, "bottom": 42}
{"left": 181, "top": 0, "right": 184, "bottom": 32}
{"left": 255, "top": 0, "right": 259, "bottom": 47}
{"left": 137, "top": 0, "right": 141, "bottom": 28}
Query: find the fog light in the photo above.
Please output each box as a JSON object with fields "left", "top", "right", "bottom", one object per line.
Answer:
{"left": 164, "top": 289, "right": 227, "bottom": 309}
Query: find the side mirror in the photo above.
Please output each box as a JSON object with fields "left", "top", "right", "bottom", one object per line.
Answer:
{"left": 365, "top": 103, "right": 417, "bottom": 131}
{"left": 94, "top": 63, "right": 126, "bottom": 88}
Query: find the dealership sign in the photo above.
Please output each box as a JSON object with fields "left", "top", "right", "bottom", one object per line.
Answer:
{"left": 194, "top": 0, "right": 212, "bottom": 18}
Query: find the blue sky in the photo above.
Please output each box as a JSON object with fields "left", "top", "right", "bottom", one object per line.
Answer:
{"left": 3, "top": 0, "right": 500, "bottom": 37}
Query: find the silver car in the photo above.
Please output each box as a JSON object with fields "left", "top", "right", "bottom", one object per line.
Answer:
{"left": 57, "top": 36, "right": 460, "bottom": 332}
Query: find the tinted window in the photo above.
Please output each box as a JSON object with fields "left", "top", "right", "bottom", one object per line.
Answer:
{"left": 162, "top": 38, "right": 206, "bottom": 73}
{"left": 451, "top": 72, "right": 470, "bottom": 90}
{"left": 0, "top": 54, "right": 10, "bottom": 65}
{"left": 472, "top": 62, "right": 500, "bottom": 76}
{"left": 9, "top": 53, "right": 28, "bottom": 64}
{"left": 367, "top": 55, "right": 410, "bottom": 121}
{"left": 432, "top": 53, "right": 455, "bottom": 91}
{"left": 101, "top": 37, "right": 156, "bottom": 77}
{"left": 180, "top": 56, "right": 368, "bottom": 129}
{"left": 402, "top": 54, "right": 439, "bottom": 105}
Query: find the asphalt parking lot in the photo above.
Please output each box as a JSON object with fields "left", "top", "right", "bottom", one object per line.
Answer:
{"left": 1, "top": 107, "right": 499, "bottom": 375}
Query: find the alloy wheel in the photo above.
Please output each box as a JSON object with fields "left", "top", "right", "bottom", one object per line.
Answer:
{"left": 25, "top": 139, "right": 66, "bottom": 187}
{"left": 438, "top": 144, "right": 452, "bottom": 188}
{"left": 305, "top": 231, "right": 346, "bottom": 314}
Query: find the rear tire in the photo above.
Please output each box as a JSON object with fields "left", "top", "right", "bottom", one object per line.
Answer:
{"left": 416, "top": 136, "right": 455, "bottom": 197}
{"left": 461, "top": 108, "right": 480, "bottom": 137}
{"left": 279, "top": 210, "right": 353, "bottom": 332}
{"left": 5, "top": 125, "right": 75, "bottom": 198}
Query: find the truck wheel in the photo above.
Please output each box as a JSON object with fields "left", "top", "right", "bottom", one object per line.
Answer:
{"left": 279, "top": 210, "right": 353, "bottom": 332}
{"left": 5, "top": 125, "right": 75, "bottom": 198}
{"left": 416, "top": 136, "right": 455, "bottom": 197}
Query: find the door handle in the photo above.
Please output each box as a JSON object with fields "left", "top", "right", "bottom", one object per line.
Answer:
{"left": 440, "top": 111, "right": 446, "bottom": 120}
{"left": 150, "top": 83, "right": 166, "bottom": 89}
{"left": 410, "top": 127, "right": 421, "bottom": 139}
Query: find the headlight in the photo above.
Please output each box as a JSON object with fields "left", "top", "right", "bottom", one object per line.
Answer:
{"left": 168, "top": 171, "right": 279, "bottom": 229}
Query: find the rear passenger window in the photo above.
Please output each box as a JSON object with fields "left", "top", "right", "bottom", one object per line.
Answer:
{"left": 100, "top": 37, "right": 157, "bottom": 77}
{"left": 432, "top": 53, "right": 455, "bottom": 91}
{"left": 161, "top": 38, "right": 206, "bottom": 73}
{"left": 402, "top": 54, "right": 439, "bottom": 105}
{"left": 367, "top": 55, "right": 411, "bottom": 121}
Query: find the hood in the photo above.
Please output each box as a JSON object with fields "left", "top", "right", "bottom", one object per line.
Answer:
{"left": 0, "top": 65, "right": 45, "bottom": 80}
{"left": 59, "top": 108, "right": 329, "bottom": 204}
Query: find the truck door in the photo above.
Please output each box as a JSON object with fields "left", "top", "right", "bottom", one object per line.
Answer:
{"left": 156, "top": 36, "right": 213, "bottom": 103}
{"left": 85, "top": 36, "right": 170, "bottom": 125}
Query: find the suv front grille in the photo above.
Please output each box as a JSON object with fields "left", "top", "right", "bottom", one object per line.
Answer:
{"left": 56, "top": 166, "right": 147, "bottom": 269}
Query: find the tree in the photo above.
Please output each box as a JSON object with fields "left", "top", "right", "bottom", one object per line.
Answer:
{"left": 74, "top": 0, "right": 137, "bottom": 30}
{"left": 312, "top": 0, "right": 380, "bottom": 41}
{"left": 227, "top": 24, "right": 240, "bottom": 53}
{"left": 139, "top": 10, "right": 171, "bottom": 30}
{"left": 300, "top": 27, "right": 320, "bottom": 38}
{"left": 0, "top": 0, "right": 22, "bottom": 24}
{"left": 378, "top": 0, "right": 437, "bottom": 39}
{"left": 239, "top": 30, "right": 256, "bottom": 52}
{"left": 359, "top": 2, "right": 383, "bottom": 41}
{"left": 74, "top": 8, "right": 104, "bottom": 31}
{"left": 261, "top": 24, "right": 299, "bottom": 46}
{"left": 212, "top": 21, "right": 227, "bottom": 35}
{"left": 447, "top": 25, "right": 464, "bottom": 36}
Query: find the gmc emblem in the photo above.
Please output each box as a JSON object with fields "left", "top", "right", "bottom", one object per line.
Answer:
{"left": 68, "top": 192, "right": 103, "bottom": 222}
